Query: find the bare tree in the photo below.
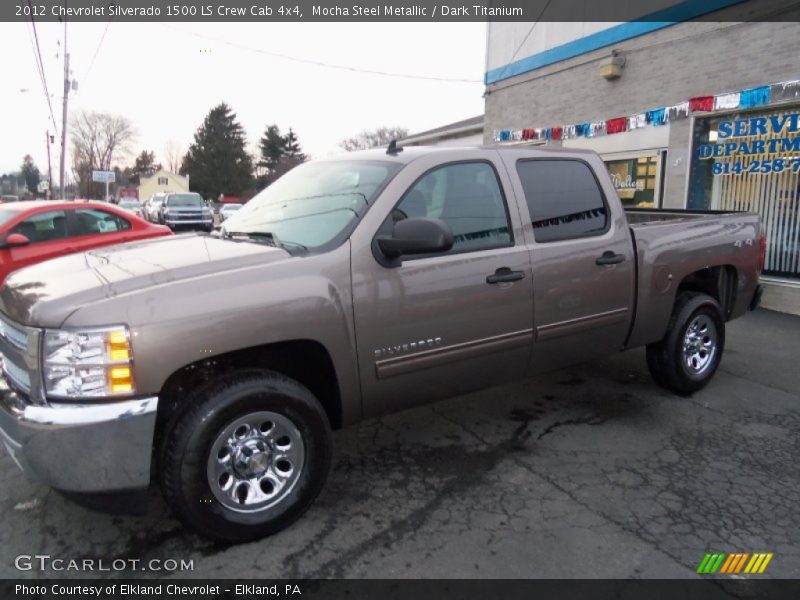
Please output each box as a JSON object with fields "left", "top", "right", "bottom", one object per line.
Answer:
{"left": 164, "top": 139, "right": 183, "bottom": 174}
{"left": 340, "top": 126, "right": 409, "bottom": 152}
{"left": 71, "top": 110, "right": 136, "bottom": 197}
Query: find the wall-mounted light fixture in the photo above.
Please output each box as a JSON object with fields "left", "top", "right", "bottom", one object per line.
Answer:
{"left": 599, "top": 50, "right": 626, "bottom": 80}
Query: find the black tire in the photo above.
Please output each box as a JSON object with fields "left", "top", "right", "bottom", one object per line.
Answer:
{"left": 160, "top": 369, "right": 332, "bottom": 543}
{"left": 645, "top": 292, "right": 725, "bottom": 396}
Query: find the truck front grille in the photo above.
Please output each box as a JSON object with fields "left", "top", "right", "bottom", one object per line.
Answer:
{"left": 173, "top": 211, "right": 204, "bottom": 220}
{"left": 2, "top": 356, "right": 30, "bottom": 392}
{"left": 0, "top": 314, "right": 29, "bottom": 351}
{"left": 0, "top": 313, "right": 35, "bottom": 397}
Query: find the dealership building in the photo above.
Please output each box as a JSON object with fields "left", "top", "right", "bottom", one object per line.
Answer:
{"left": 484, "top": 1, "right": 800, "bottom": 312}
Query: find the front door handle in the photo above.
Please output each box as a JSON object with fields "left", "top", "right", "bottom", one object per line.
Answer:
{"left": 486, "top": 267, "right": 525, "bottom": 284}
{"left": 596, "top": 251, "right": 626, "bottom": 266}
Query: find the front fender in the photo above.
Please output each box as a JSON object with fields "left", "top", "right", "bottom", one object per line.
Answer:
{"left": 62, "top": 243, "right": 361, "bottom": 425}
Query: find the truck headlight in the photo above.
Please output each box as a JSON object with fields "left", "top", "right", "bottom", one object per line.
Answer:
{"left": 43, "top": 326, "right": 135, "bottom": 398}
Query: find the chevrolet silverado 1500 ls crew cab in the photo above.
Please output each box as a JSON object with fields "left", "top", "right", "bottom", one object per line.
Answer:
{"left": 0, "top": 146, "right": 763, "bottom": 542}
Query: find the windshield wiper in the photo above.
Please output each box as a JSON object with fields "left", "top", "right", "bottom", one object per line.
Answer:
{"left": 222, "top": 230, "right": 307, "bottom": 252}
{"left": 223, "top": 230, "right": 276, "bottom": 244}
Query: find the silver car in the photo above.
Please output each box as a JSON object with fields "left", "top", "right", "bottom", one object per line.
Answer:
{"left": 219, "top": 203, "right": 242, "bottom": 222}
{"left": 118, "top": 198, "right": 143, "bottom": 218}
{"left": 145, "top": 193, "right": 166, "bottom": 223}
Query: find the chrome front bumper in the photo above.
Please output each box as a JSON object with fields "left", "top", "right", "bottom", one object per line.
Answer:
{"left": 0, "top": 378, "right": 158, "bottom": 493}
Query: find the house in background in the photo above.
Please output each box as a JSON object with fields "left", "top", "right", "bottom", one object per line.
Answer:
{"left": 138, "top": 169, "right": 189, "bottom": 201}
{"left": 400, "top": 115, "right": 484, "bottom": 147}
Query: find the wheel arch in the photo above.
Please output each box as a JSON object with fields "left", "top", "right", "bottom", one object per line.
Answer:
{"left": 628, "top": 263, "right": 738, "bottom": 348}
{"left": 154, "top": 339, "right": 343, "bottom": 450}
{"left": 675, "top": 264, "right": 738, "bottom": 320}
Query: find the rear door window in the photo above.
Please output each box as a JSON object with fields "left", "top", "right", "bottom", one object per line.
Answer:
{"left": 516, "top": 160, "right": 608, "bottom": 243}
{"left": 72, "top": 209, "right": 131, "bottom": 235}
{"left": 11, "top": 210, "right": 69, "bottom": 243}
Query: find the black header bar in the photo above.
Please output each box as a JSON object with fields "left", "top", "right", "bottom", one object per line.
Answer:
{"left": 3, "top": 0, "right": 800, "bottom": 23}
{"left": 4, "top": 579, "right": 800, "bottom": 600}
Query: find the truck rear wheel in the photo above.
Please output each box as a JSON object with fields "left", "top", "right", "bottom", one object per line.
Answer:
{"left": 160, "top": 369, "right": 332, "bottom": 543}
{"left": 645, "top": 292, "right": 725, "bottom": 395}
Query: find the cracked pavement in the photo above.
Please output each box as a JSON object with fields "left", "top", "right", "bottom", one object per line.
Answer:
{"left": 1, "top": 309, "right": 798, "bottom": 579}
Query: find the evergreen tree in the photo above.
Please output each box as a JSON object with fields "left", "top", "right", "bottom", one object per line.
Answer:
{"left": 130, "top": 150, "right": 160, "bottom": 185}
{"left": 256, "top": 125, "right": 307, "bottom": 188}
{"left": 181, "top": 103, "right": 254, "bottom": 198}
{"left": 20, "top": 155, "right": 41, "bottom": 195}
{"left": 283, "top": 128, "right": 305, "bottom": 160}
{"left": 258, "top": 125, "right": 286, "bottom": 172}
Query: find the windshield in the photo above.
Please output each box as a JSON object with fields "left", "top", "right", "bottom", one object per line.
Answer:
{"left": 0, "top": 209, "right": 19, "bottom": 226}
{"left": 222, "top": 160, "right": 401, "bottom": 250}
{"left": 167, "top": 193, "right": 203, "bottom": 207}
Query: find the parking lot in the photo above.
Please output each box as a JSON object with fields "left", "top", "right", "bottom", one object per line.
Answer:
{"left": 0, "top": 308, "right": 797, "bottom": 579}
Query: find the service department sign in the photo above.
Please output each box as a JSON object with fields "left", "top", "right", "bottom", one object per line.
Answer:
{"left": 697, "top": 112, "right": 800, "bottom": 176}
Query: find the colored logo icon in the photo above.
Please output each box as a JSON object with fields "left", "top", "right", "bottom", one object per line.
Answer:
{"left": 697, "top": 552, "right": 773, "bottom": 574}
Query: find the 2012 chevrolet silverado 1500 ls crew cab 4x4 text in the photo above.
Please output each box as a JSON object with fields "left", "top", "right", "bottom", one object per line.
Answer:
{"left": 0, "top": 146, "right": 763, "bottom": 542}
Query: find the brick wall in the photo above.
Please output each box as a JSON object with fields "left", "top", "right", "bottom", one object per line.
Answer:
{"left": 484, "top": 21, "right": 800, "bottom": 208}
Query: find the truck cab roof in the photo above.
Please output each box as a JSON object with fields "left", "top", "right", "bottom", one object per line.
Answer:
{"left": 332, "top": 144, "right": 600, "bottom": 166}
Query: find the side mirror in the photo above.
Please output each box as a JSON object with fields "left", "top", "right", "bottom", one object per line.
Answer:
{"left": 375, "top": 217, "right": 454, "bottom": 266}
{"left": 2, "top": 233, "right": 31, "bottom": 249}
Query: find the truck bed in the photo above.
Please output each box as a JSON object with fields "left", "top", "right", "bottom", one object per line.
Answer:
{"left": 623, "top": 208, "right": 761, "bottom": 349}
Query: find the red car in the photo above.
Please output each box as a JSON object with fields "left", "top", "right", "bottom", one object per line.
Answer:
{"left": 0, "top": 201, "right": 172, "bottom": 285}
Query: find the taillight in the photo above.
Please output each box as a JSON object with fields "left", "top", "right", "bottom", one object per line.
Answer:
{"left": 758, "top": 231, "right": 766, "bottom": 274}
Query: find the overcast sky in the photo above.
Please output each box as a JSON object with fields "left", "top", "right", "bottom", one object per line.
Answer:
{"left": 0, "top": 22, "right": 486, "bottom": 175}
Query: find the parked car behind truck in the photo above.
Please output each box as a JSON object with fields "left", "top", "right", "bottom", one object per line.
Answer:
{"left": 0, "top": 200, "right": 171, "bottom": 285}
{"left": 143, "top": 193, "right": 166, "bottom": 223}
{"left": 160, "top": 192, "right": 214, "bottom": 232}
{"left": 219, "top": 202, "right": 242, "bottom": 222}
{"left": 0, "top": 146, "right": 763, "bottom": 543}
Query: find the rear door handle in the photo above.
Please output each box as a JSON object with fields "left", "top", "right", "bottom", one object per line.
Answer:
{"left": 486, "top": 267, "right": 525, "bottom": 284}
{"left": 596, "top": 251, "right": 626, "bottom": 266}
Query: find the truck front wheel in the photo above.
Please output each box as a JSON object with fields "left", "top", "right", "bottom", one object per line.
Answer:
{"left": 645, "top": 292, "right": 725, "bottom": 395}
{"left": 160, "top": 369, "right": 332, "bottom": 543}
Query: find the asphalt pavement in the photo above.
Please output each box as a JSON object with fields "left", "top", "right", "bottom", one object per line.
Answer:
{"left": 1, "top": 308, "right": 798, "bottom": 579}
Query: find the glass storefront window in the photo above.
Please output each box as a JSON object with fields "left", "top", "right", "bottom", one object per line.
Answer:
{"left": 605, "top": 155, "right": 660, "bottom": 208}
{"left": 688, "top": 107, "right": 800, "bottom": 278}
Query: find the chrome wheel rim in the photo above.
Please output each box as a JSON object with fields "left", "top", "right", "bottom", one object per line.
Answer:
{"left": 207, "top": 411, "right": 305, "bottom": 513}
{"left": 682, "top": 315, "right": 718, "bottom": 376}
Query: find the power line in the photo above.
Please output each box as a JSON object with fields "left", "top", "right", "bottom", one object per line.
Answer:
{"left": 84, "top": 19, "right": 112, "bottom": 82}
{"left": 168, "top": 26, "right": 483, "bottom": 84}
{"left": 26, "top": 1, "right": 59, "bottom": 136}
{"left": 495, "top": 0, "right": 554, "bottom": 80}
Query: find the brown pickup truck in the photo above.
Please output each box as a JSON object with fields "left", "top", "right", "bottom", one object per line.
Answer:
{"left": 0, "top": 146, "right": 763, "bottom": 542}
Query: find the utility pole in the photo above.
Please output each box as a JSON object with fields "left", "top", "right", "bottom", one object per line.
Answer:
{"left": 59, "top": 51, "right": 70, "bottom": 200}
{"left": 45, "top": 130, "right": 53, "bottom": 199}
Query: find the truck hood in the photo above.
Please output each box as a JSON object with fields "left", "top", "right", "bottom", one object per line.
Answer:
{"left": 0, "top": 234, "right": 289, "bottom": 327}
